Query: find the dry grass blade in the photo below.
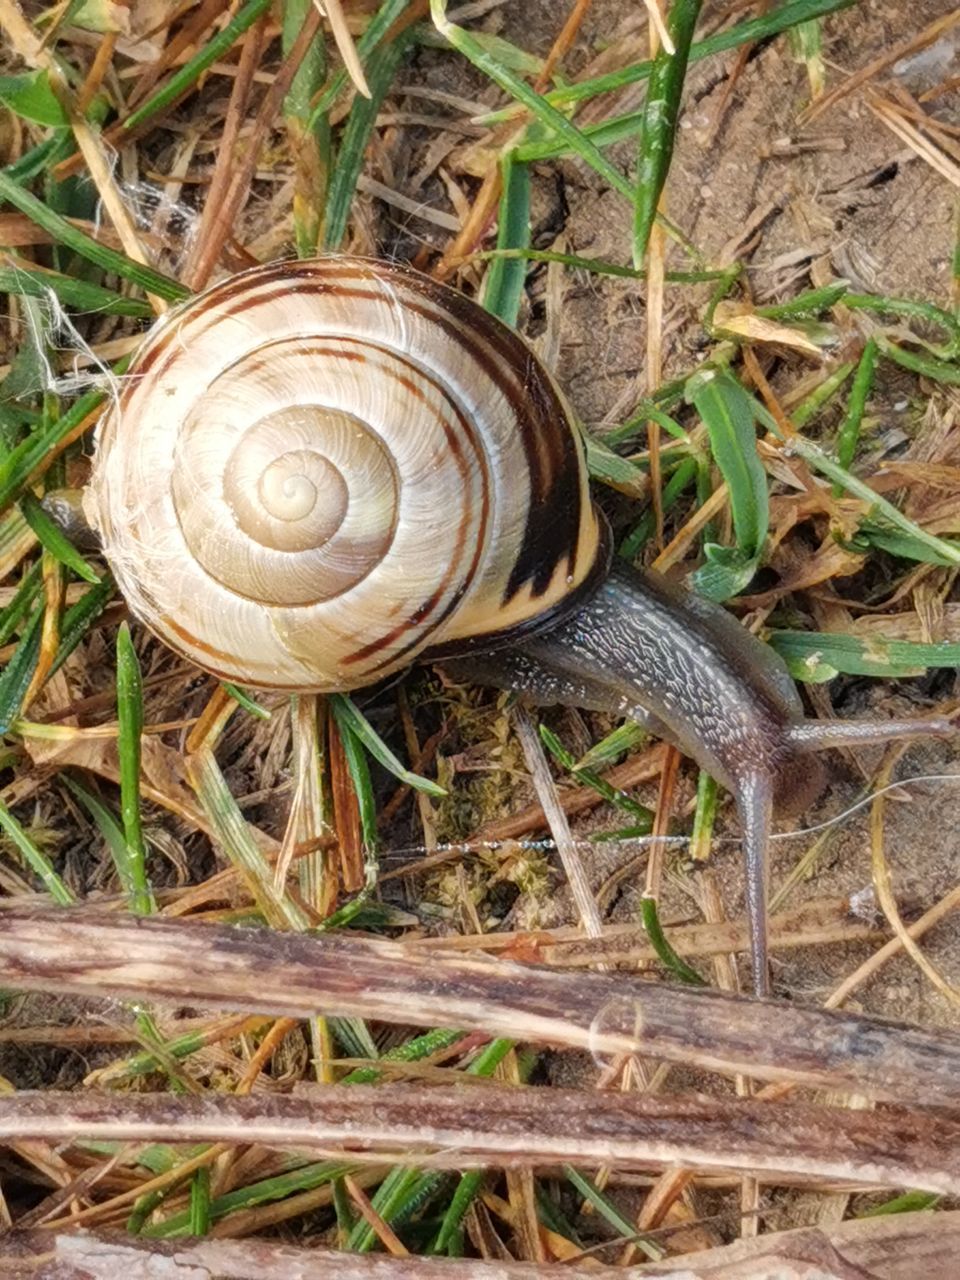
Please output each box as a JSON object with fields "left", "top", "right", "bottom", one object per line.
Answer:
{"left": 181, "top": 14, "right": 268, "bottom": 290}
{"left": 345, "top": 1173, "right": 411, "bottom": 1255}
{"left": 827, "top": 883, "right": 960, "bottom": 1009}
{"left": 319, "top": 0, "right": 372, "bottom": 98}
{"left": 3, "top": 908, "right": 960, "bottom": 1105}
{"left": 642, "top": 0, "right": 674, "bottom": 57}
{"left": 799, "top": 9, "right": 960, "bottom": 124}
{"left": 3, "top": 1085, "right": 960, "bottom": 1193}
{"left": 534, "top": 0, "right": 595, "bottom": 89}
{"left": 514, "top": 706, "right": 603, "bottom": 937}
{"left": 866, "top": 91, "right": 960, "bottom": 189}
{"left": 515, "top": 895, "right": 896, "bottom": 969}
{"left": 870, "top": 759, "right": 960, "bottom": 1009}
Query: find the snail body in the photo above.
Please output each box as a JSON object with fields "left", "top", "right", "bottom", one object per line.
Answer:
{"left": 87, "top": 256, "right": 953, "bottom": 996}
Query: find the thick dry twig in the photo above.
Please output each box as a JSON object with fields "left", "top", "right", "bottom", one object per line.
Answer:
{"left": 3, "top": 1211, "right": 960, "bottom": 1278}
{"left": 2, "top": 908, "right": 960, "bottom": 1106}
{"left": 2, "top": 1085, "right": 959, "bottom": 1193}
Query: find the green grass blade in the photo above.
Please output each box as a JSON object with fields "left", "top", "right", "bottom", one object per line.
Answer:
{"left": 117, "top": 622, "right": 155, "bottom": 914}
{"left": 573, "top": 720, "right": 649, "bottom": 771}
{"left": 329, "top": 1015, "right": 378, "bottom": 1063}
{"left": 421, "top": 28, "right": 543, "bottom": 75}
{"left": 221, "top": 683, "right": 271, "bottom": 720}
{"left": 187, "top": 749, "right": 311, "bottom": 932}
{"left": 690, "top": 769, "right": 719, "bottom": 861}
{"left": 788, "top": 14, "right": 825, "bottom": 97}
{"left": 353, "top": 1036, "right": 516, "bottom": 1255}
{"left": 123, "top": 0, "right": 273, "bottom": 131}
{"left": 2, "top": 133, "right": 72, "bottom": 185}
{"left": 0, "top": 173, "right": 187, "bottom": 302}
{"left": 686, "top": 370, "right": 768, "bottom": 600}
{"left": 858, "top": 1191, "right": 940, "bottom": 1218}
{"left": 19, "top": 492, "right": 100, "bottom": 583}
{"left": 341, "top": 1028, "right": 464, "bottom": 1085}
{"left": 633, "top": 0, "right": 703, "bottom": 265}
{"left": 844, "top": 292, "right": 960, "bottom": 359}
{"left": 791, "top": 358, "right": 856, "bottom": 429}
{"left": 856, "top": 521, "right": 960, "bottom": 567}
{"left": 832, "top": 338, "right": 877, "bottom": 494}
{"left": 584, "top": 431, "right": 648, "bottom": 496}
{"left": 516, "top": 107, "right": 647, "bottom": 163}
{"left": 283, "top": 0, "right": 330, "bottom": 257}
{"left": 430, "top": 0, "right": 633, "bottom": 201}
{"left": 481, "top": 0, "right": 853, "bottom": 117}
{"left": 432, "top": 1171, "right": 484, "bottom": 1255}
{"left": 0, "top": 260, "right": 153, "bottom": 316}
{"left": 564, "top": 1166, "right": 663, "bottom": 1260}
{"left": 307, "top": 0, "right": 412, "bottom": 128}
{"left": 875, "top": 337, "right": 960, "bottom": 386}
{"left": 322, "top": 29, "right": 415, "bottom": 250}
{"left": 0, "top": 70, "right": 69, "bottom": 127}
{"left": 60, "top": 773, "right": 142, "bottom": 905}
{"left": 755, "top": 280, "right": 849, "bottom": 319}
{"left": 607, "top": 375, "right": 702, "bottom": 445}
{"left": 539, "top": 724, "right": 652, "bottom": 826}
{"left": 786, "top": 435, "right": 960, "bottom": 567}
{"left": 481, "top": 152, "right": 530, "bottom": 326}
{"left": 330, "top": 699, "right": 379, "bottom": 855}
{"left": 640, "top": 894, "right": 706, "bottom": 985}
{"left": 328, "top": 693, "right": 445, "bottom": 797}
{"left": 0, "top": 574, "right": 116, "bottom": 730}
{"left": 769, "top": 629, "right": 960, "bottom": 682}
{"left": 0, "top": 365, "right": 128, "bottom": 514}
{"left": 0, "top": 797, "right": 73, "bottom": 904}
{"left": 0, "top": 561, "right": 43, "bottom": 645}
{"left": 94, "top": 1019, "right": 252, "bottom": 1083}
{"left": 619, "top": 454, "right": 698, "bottom": 556}
{"left": 142, "top": 1031, "right": 469, "bottom": 1235}
{"left": 50, "top": 574, "right": 115, "bottom": 676}
{"left": 189, "top": 1167, "right": 211, "bottom": 1236}
{"left": 145, "top": 1160, "right": 359, "bottom": 1237}
{"left": 0, "top": 607, "right": 43, "bottom": 734}
{"left": 346, "top": 1165, "right": 431, "bottom": 1252}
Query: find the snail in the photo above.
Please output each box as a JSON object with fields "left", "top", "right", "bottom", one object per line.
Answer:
{"left": 85, "top": 255, "right": 953, "bottom": 996}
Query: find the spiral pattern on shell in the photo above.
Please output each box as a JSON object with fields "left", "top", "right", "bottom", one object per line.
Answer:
{"left": 87, "top": 257, "right": 606, "bottom": 691}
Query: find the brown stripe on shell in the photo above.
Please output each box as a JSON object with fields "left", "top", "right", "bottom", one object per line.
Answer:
{"left": 133, "top": 257, "right": 583, "bottom": 610}
{"left": 157, "top": 613, "right": 316, "bottom": 689}
{"left": 122, "top": 259, "right": 590, "bottom": 678}
{"left": 124, "top": 261, "right": 389, "bottom": 385}
{"left": 388, "top": 273, "right": 584, "bottom": 602}
{"left": 161, "top": 613, "right": 251, "bottom": 673}
{"left": 423, "top": 513, "right": 612, "bottom": 661}
{"left": 161, "top": 327, "right": 489, "bottom": 668}
{"left": 340, "top": 345, "right": 491, "bottom": 668}
{"left": 165, "top": 258, "right": 585, "bottom": 605}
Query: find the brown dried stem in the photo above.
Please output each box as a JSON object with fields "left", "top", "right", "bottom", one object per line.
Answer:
{"left": 2, "top": 908, "right": 960, "bottom": 1106}
{"left": 2, "top": 1084, "right": 960, "bottom": 1193}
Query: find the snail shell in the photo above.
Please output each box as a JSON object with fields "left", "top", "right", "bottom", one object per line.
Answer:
{"left": 87, "top": 257, "right": 608, "bottom": 690}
